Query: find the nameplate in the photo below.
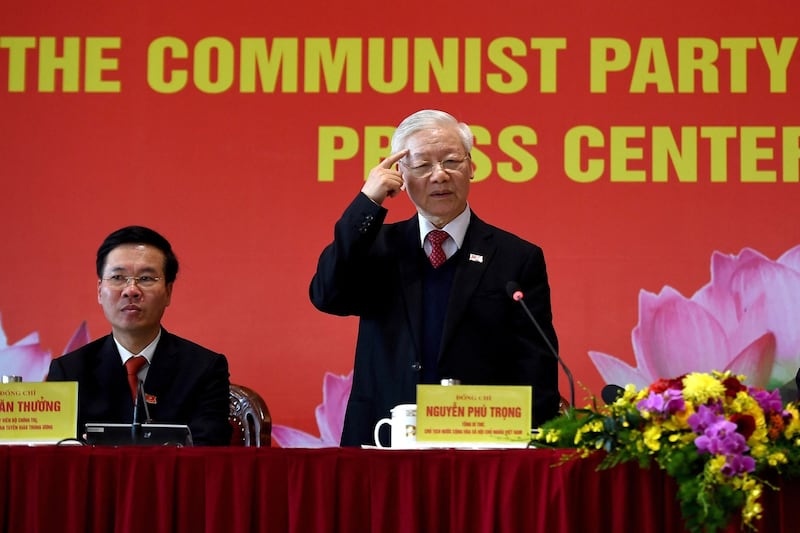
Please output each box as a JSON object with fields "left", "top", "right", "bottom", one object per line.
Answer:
{"left": 0, "top": 382, "right": 78, "bottom": 444}
{"left": 416, "top": 385, "right": 532, "bottom": 444}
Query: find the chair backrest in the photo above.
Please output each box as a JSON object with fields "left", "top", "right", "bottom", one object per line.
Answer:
{"left": 229, "top": 383, "right": 272, "bottom": 447}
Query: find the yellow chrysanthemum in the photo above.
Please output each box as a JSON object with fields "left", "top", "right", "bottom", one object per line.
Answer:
{"left": 784, "top": 405, "right": 800, "bottom": 438}
{"left": 750, "top": 443, "right": 768, "bottom": 460}
{"left": 707, "top": 455, "right": 727, "bottom": 479}
{"left": 767, "top": 451, "right": 787, "bottom": 466}
{"left": 624, "top": 384, "right": 644, "bottom": 400}
{"left": 663, "top": 412, "right": 690, "bottom": 432}
{"left": 682, "top": 373, "right": 726, "bottom": 404}
{"left": 749, "top": 425, "right": 770, "bottom": 458}
{"left": 731, "top": 392, "right": 761, "bottom": 418}
{"left": 642, "top": 425, "right": 662, "bottom": 452}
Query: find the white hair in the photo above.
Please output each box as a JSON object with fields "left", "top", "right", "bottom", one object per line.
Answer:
{"left": 390, "top": 109, "right": 474, "bottom": 154}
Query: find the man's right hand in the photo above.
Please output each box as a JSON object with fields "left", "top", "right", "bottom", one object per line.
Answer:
{"left": 361, "top": 149, "right": 409, "bottom": 205}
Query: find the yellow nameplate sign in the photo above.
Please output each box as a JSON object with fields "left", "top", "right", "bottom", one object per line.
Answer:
{"left": 416, "top": 384, "right": 532, "bottom": 444}
{"left": 0, "top": 382, "right": 78, "bottom": 444}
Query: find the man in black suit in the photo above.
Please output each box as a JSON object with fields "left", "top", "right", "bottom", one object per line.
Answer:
{"left": 310, "top": 109, "right": 561, "bottom": 446}
{"left": 48, "top": 226, "right": 232, "bottom": 445}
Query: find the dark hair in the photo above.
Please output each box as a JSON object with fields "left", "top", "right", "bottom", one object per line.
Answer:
{"left": 96, "top": 226, "right": 179, "bottom": 283}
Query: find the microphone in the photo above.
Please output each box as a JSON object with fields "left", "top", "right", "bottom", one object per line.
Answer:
{"left": 131, "top": 380, "right": 152, "bottom": 442}
{"left": 601, "top": 384, "right": 624, "bottom": 405}
{"left": 132, "top": 383, "right": 140, "bottom": 441}
{"left": 138, "top": 380, "right": 153, "bottom": 424}
{"left": 506, "top": 281, "right": 575, "bottom": 414}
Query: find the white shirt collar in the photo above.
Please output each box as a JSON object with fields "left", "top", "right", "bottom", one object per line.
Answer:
{"left": 417, "top": 204, "right": 471, "bottom": 250}
{"left": 114, "top": 329, "right": 162, "bottom": 368}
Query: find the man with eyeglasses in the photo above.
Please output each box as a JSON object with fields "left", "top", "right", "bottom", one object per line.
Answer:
{"left": 47, "top": 225, "right": 232, "bottom": 445}
{"left": 311, "top": 109, "right": 561, "bottom": 446}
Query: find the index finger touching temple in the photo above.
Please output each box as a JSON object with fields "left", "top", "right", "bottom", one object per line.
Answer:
{"left": 380, "top": 149, "right": 409, "bottom": 168}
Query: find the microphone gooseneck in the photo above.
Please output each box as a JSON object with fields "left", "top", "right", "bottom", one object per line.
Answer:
{"left": 138, "top": 380, "right": 153, "bottom": 424}
{"left": 506, "top": 281, "right": 576, "bottom": 415}
{"left": 131, "top": 383, "right": 140, "bottom": 441}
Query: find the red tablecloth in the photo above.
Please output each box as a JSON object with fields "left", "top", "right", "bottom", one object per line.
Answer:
{"left": 0, "top": 446, "right": 796, "bottom": 533}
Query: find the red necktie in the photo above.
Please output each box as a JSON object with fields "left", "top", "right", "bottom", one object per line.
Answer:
{"left": 427, "top": 230, "right": 450, "bottom": 268}
{"left": 125, "top": 356, "right": 147, "bottom": 402}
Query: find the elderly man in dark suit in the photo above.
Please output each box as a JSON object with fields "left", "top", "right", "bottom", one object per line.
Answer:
{"left": 310, "top": 109, "right": 561, "bottom": 446}
{"left": 48, "top": 226, "right": 232, "bottom": 445}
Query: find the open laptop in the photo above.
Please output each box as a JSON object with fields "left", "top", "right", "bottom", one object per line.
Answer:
{"left": 84, "top": 423, "right": 193, "bottom": 446}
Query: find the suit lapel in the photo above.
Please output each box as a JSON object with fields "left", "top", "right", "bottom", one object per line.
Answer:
{"left": 140, "top": 330, "right": 180, "bottom": 411}
{"left": 440, "top": 215, "right": 496, "bottom": 354}
{"left": 91, "top": 336, "right": 134, "bottom": 417}
{"left": 395, "top": 218, "right": 425, "bottom": 357}
{"left": 93, "top": 337, "right": 128, "bottom": 397}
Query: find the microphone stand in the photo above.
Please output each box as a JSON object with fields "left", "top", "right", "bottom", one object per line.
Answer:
{"left": 131, "top": 380, "right": 150, "bottom": 443}
{"left": 131, "top": 386, "right": 140, "bottom": 443}
{"left": 138, "top": 380, "right": 153, "bottom": 424}
{"left": 507, "top": 282, "right": 576, "bottom": 417}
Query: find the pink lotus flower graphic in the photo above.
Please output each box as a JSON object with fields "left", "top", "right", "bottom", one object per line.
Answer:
{"left": 272, "top": 371, "right": 352, "bottom": 448}
{"left": 0, "top": 313, "right": 90, "bottom": 381}
{"left": 590, "top": 245, "right": 800, "bottom": 390}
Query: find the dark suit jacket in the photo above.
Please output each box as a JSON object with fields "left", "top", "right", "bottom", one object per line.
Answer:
{"left": 311, "top": 193, "right": 560, "bottom": 446}
{"left": 796, "top": 368, "right": 800, "bottom": 400}
{"left": 47, "top": 329, "right": 232, "bottom": 446}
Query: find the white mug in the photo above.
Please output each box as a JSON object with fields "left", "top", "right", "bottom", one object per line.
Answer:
{"left": 373, "top": 404, "right": 417, "bottom": 449}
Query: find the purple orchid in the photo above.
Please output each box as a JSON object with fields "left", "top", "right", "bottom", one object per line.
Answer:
{"left": 637, "top": 388, "right": 685, "bottom": 416}
{"left": 0, "top": 314, "right": 89, "bottom": 381}
{"left": 662, "top": 388, "right": 686, "bottom": 415}
{"left": 272, "top": 371, "right": 352, "bottom": 448}
{"left": 637, "top": 391, "right": 666, "bottom": 413}
{"left": 689, "top": 404, "right": 755, "bottom": 477}
{"left": 694, "top": 420, "right": 745, "bottom": 456}
{"left": 688, "top": 404, "right": 724, "bottom": 434}
{"left": 590, "top": 245, "right": 800, "bottom": 390}
{"left": 720, "top": 454, "right": 756, "bottom": 477}
{"left": 749, "top": 388, "right": 784, "bottom": 415}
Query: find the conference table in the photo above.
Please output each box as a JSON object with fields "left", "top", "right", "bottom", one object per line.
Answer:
{"left": 0, "top": 445, "right": 796, "bottom": 533}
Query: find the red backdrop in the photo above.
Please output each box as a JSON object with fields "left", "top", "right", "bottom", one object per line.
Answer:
{"left": 2, "top": 0, "right": 799, "bottom": 436}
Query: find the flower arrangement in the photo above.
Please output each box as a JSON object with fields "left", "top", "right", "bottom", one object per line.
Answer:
{"left": 535, "top": 371, "right": 800, "bottom": 533}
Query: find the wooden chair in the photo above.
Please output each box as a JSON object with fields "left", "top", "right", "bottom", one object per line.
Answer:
{"left": 229, "top": 383, "right": 272, "bottom": 447}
